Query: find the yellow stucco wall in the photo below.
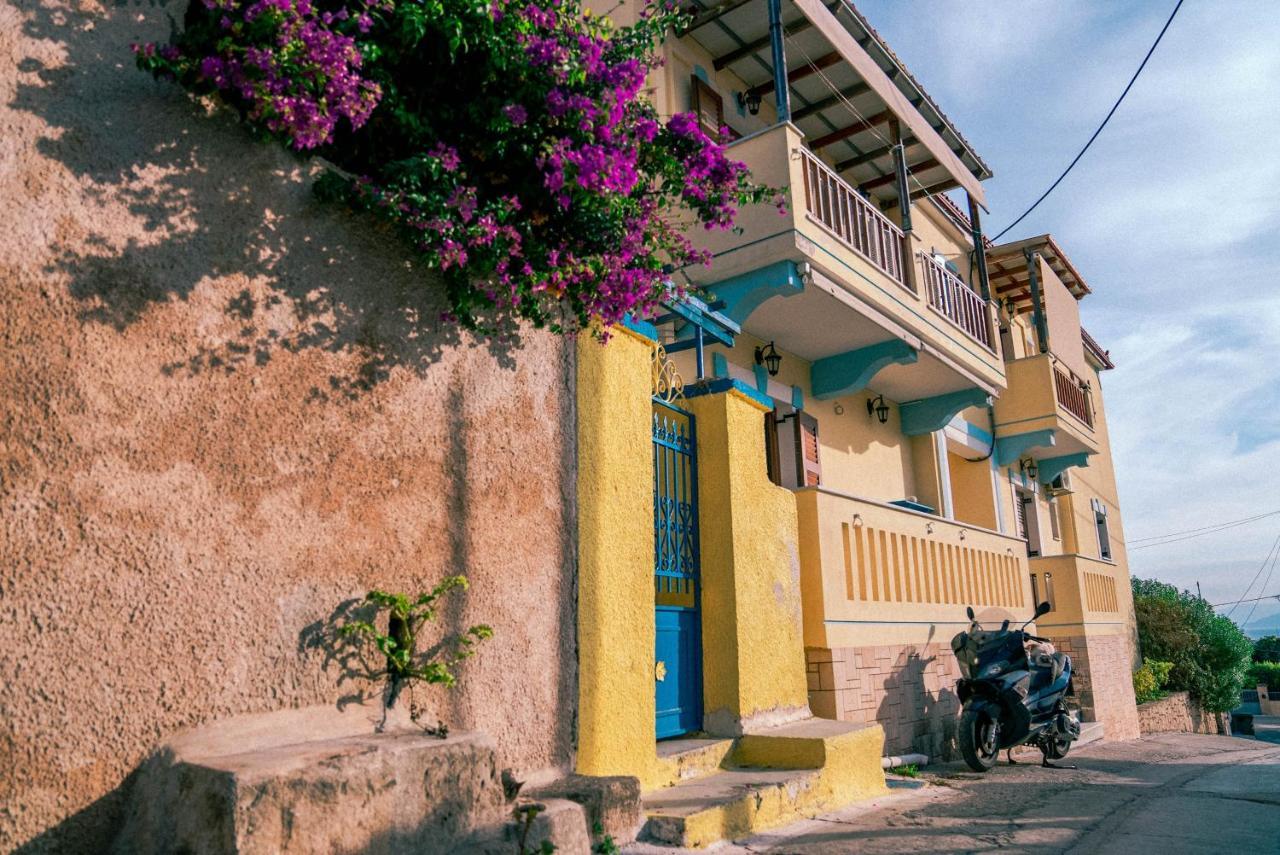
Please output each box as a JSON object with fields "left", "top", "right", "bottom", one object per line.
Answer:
{"left": 948, "top": 451, "right": 998, "bottom": 531}
{"left": 575, "top": 327, "right": 659, "bottom": 784}
{"left": 684, "top": 386, "right": 811, "bottom": 733}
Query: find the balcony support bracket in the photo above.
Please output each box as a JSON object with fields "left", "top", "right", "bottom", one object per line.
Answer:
{"left": 810, "top": 339, "right": 918, "bottom": 400}
{"left": 706, "top": 260, "right": 807, "bottom": 326}
{"left": 900, "top": 388, "right": 992, "bottom": 437}
{"left": 994, "top": 428, "right": 1057, "bottom": 467}
{"left": 1037, "top": 452, "right": 1092, "bottom": 486}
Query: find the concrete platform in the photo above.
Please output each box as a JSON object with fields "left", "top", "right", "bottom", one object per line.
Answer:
{"left": 639, "top": 719, "right": 887, "bottom": 849}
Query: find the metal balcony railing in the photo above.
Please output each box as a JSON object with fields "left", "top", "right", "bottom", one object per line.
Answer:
{"left": 798, "top": 147, "right": 906, "bottom": 289}
{"left": 920, "top": 253, "right": 994, "bottom": 352}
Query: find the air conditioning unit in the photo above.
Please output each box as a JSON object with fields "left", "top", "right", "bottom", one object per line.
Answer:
{"left": 1046, "top": 471, "right": 1073, "bottom": 496}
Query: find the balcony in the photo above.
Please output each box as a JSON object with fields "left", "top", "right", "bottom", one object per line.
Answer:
{"left": 796, "top": 487, "right": 1033, "bottom": 650}
{"left": 993, "top": 354, "right": 1099, "bottom": 461}
{"left": 683, "top": 123, "right": 1005, "bottom": 403}
{"left": 1028, "top": 554, "right": 1125, "bottom": 631}
{"left": 919, "top": 253, "right": 996, "bottom": 353}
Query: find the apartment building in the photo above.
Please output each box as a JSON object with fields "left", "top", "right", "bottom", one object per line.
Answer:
{"left": 573, "top": 0, "right": 1139, "bottom": 843}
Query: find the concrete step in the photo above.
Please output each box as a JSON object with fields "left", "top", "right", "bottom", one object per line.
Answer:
{"left": 1077, "top": 720, "right": 1105, "bottom": 748}
{"left": 640, "top": 719, "right": 887, "bottom": 849}
{"left": 654, "top": 737, "right": 735, "bottom": 788}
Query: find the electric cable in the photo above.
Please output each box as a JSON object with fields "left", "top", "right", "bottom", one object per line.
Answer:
{"left": 1129, "top": 509, "right": 1280, "bottom": 544}
{"left": 1221, "top": 532, "right": 1280, "bottom": 618}
{"left": 990, "top": 0, "right": 1185, "bottom": 242}
{"left": 1130, "top": 515, "right": 1280, "bottom": 551}
{"left": 1242, "top": 545, "right": 1280, "bottom": 628}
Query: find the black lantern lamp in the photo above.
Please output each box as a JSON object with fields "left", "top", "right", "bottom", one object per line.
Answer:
{"left": 737, "top": 90, "right": 763, "bottom": 116}
{"left": 754, "top": 341, "right": 782, "bottom": 377}
{"left": 1020, "top": 457, "right": 1039, "bottom": 481}
{"left": 867, "top": 394, "right": 890, "bottom": 424}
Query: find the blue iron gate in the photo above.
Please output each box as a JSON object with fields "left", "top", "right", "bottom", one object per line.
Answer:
{"left": 653, "top": 398, "right": 702, "bottom": 739}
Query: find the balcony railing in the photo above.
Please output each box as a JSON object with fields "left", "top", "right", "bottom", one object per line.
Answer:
{"left": 1053, "top": 361, "right": 1093, "bottom": 427}
{"left": 798, "top": 147, "right": 906, "bottom": 288}
{"left": 920, "top": 253, "right": 994, "bottom": 352}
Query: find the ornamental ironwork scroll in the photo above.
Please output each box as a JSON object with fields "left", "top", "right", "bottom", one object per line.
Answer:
{"left": 652, "top": 341, "right": 684, "bottom": 402}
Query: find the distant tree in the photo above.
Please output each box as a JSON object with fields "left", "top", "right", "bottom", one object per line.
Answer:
{"left": 1252, "top": 635, "right": 1280, "bottom": 663}
{"left": 1131, "top": 578, "right": 1252, "bottom": 713}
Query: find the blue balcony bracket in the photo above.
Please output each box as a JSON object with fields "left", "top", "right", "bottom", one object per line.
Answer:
{"left": 712, "top": 352, "right": 730, "bottom": 379}
{"left": 706, "top": 260, "right": 805, "bottom": 326}
{"left": 753, "top": 363, "right": 770, "bottom": 393}
{"left": 791, "top": 385, "right": 805, "bottom": 410}
{"left": 900, "top": 388, "right": 992, "bottom": 437}
{"left": 1037, "top": 452, "right": 1091, "bottom": 485}
{"left": 993, "top": 428, "right": 1057, "bottom": 467}
{"left": 810, "top": 340, "right": 918, "bottom": 401}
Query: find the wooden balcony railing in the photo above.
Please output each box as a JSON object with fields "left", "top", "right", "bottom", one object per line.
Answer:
{"left": 798, "top": 147, "right": 906, "bottom": 288}
{"left": 1053, "top": 361, "right": 1093, "bottom": 427}
{"left": 920, "top": 253, "right": 994, "bottom": 352}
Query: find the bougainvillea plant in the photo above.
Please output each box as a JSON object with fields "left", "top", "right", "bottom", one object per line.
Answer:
{"left": 135, "top": 0, "right": 776, "bottom": 335}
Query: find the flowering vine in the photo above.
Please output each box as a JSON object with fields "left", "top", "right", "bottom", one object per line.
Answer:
{"left": 136, "top": 0, "right": 776, "bottom": 335}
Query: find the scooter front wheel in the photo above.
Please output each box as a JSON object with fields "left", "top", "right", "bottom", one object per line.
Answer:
{"left": 959, "top": 705, "right": 1000, "bottom": 772}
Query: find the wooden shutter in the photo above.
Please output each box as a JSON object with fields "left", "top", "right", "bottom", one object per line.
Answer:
{"left": 1014, "top": 494, "right": 1028, "bottom": 539}
{"left": 690, "top": 76, "right": 725, "bottom": 142}
{"left": 795, "top": 412, "right": 821, "bottom": 487}
{"left": 764, "top": 411, "right": 781, "bottom": 487}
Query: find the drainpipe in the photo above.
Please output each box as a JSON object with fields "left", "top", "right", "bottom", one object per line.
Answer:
{"left": 1024, "top": 249, "right": 1049, "bottom": 354}
{"left": 767, "top": 0, "right": 790, "bottom": 123}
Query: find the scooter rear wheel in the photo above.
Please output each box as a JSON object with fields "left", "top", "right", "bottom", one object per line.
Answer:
{"left": 959, "top": 706, "right": 999, "bottom": 772}
{"left": 1041, "top": 736, "right": 1072, "bottom": 761}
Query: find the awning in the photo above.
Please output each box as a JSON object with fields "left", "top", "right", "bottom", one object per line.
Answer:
{"left": 985, "top": 234, "right": 1092, "bottom": 313}
{"left": 680, "top": 0, "right": 992, "bottom": 206}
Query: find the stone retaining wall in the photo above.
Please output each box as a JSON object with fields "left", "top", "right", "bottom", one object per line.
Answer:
{"left": 1137, "top": 691, "right": 1229, "bottom": 736}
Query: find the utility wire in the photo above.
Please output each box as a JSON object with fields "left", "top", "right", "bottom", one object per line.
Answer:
{"left": 1129, "top": 515, "right": 1280, "bottom": 551}
{"left": 1213, "top": 592, "right": 1280, "bottom": 609}
{"left": 990, "top": 0, "right": 1186, "bottom": 242}
{"left": 1223, "top": 533, "right": 1280, "bottom": 618}
{"left": 1131, "top": 506, "right": 1280, "bottom": 540}
{"left": 1242, "top": 546, "right": 1280, "bottom": 628}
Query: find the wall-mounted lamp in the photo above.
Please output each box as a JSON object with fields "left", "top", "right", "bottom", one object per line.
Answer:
{"left": 755, "top": 340, "right": 782, "bottom": 377}
{"left": 851, "top": 513, "right": 863, "bottom": 527}
{"left": 736, "top": 90, "right": 762, "bottom": 116}
{"left": 1020, "top": 457, "right": 1039, "bottom": 482}
{"left": 867, "top": 394, "right": 890, "bottom": 424}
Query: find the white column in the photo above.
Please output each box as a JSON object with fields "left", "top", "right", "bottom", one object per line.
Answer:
{"left": 933, "top": 431, "right": 954, "bottom": 519}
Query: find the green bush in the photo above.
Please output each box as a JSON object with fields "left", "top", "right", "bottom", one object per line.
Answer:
{"left": 1247, "top": 661, "right": 1280, "bottom": 691}
{"left": 1133, "top": 659, "right": 1173, "bottom": 705}
{"left": 1253, "top": 635, "right": 1280, "bottom": 663}
{"left": 1131, "top": 578, "right": 1253, "bottom": 713}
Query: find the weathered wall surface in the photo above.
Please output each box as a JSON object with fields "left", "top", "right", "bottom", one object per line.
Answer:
{"left": 1137, "top": 692, "right": 1229, "bottom": 737}
{"left": 0, "top": 2, "right": 577, "bottom": 851}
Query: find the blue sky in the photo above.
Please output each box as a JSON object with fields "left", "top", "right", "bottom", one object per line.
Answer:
{"left": 853, "top": 0, "right": 1280, "bottom": 622}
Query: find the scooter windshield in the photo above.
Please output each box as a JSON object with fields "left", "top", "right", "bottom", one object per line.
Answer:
{"left": 953, "top": 629, "right": 1026, "bottom": 680}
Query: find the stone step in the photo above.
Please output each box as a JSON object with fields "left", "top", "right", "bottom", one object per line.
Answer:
{"left": 640, "top": 719, "right": 887, "bottom": 849}
{"left": 654, "top": 737, "right": 735, "bottom": 788}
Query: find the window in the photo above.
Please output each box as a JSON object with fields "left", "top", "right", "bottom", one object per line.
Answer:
{"left": 765, "top": 407, "right": 820, "bottom": 489}
{"left": 1093, "top": 499, "right": 1112, "bottom": 560}
{"left": 1048, "top": 497, "right": 1061, "bottom": 541}
{"left": 690, "top": 76, "right": 725, "bottom": 142}
{"left": 1030, "top": 573, "right": 1040, "bottom": 607}
{"left": 1043, "top": 572, "right": 1056, "bottom": 612}
{"left": 1015, "top": 487, "right": 1041, "bottom": 557}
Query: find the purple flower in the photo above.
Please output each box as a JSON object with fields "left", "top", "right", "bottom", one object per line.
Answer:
{"left": 502, "top": 103, "right": 528, "bottom": 126}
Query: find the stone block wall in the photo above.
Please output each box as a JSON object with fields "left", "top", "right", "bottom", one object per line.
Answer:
{"left": 1137, "top": 691, "right": 1229, "bottom": 736}
{"left": 806, "top": 643, "right": 962, "bottom": 759}
{"left": 1044, "top": 632, "right": 1140, "bottom": 740}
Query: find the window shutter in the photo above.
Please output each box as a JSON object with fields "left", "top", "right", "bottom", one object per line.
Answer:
{"left": 764, "top": 410, "right": 781, "bottom": 487}
{"left": 690, "top": 76, "right": 725, "bottom": 142}
{"left": 795, "top": 412, "right": 821, "bottom": 487}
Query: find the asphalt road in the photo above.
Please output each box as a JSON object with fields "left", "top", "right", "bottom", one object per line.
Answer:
{"left": 631, "top": 720, "right": 1280, "bottom": 854}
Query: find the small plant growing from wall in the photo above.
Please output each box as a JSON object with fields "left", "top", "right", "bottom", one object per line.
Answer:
{"left": 340, "top": 575, "right": 492, "bottom": 721}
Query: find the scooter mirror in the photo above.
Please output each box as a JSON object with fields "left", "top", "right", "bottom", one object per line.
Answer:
{"left": 1036, "top": 600, "right": 1051, "bottom": 617}
{"left": 966, "top": 606, "right": 975, "bottom": 621}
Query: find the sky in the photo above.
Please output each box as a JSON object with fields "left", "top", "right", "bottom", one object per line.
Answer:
{"left": 853, "top": 0, "right": 1280, "bottom": 627}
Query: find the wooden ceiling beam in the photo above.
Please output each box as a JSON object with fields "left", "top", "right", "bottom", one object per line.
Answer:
{"left": 809, "top": 109, "right": 892, "bottom": 150}
{"left": 858, "top": 157, "right": 939, "bottom": 193}
{"left": 746, "top": 51, "right": 842, "bottom": 99}
{"left": 790, "top": 81, "right": 872, "bottom": 122}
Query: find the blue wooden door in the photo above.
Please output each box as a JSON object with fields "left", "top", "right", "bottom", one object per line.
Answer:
{"left": 653, "top": 400, "right": 702, "bottom": 739}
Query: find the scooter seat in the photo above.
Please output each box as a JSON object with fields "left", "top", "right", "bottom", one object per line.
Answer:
{"left": 1051, "top": 652, "right": 1067, "bottom": 682}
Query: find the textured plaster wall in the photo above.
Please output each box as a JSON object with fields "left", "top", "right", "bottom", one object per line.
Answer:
{"left": 0, "top": 3, "right": 577, "bottom": 851}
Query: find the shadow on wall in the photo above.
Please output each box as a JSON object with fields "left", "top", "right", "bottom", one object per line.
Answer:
{"left": 876, "top": 646, "right": 962, "bottom": 761}
{"left": 13, "top": 0, "right": 519, "bottom": 393}
{"left": 4, "top": 2, "right": 578, "bottom": 852}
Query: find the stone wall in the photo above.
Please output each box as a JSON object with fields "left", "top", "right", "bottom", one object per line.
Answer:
{"left": 1, "top": 3, "right": 577, "bottom": 852}
{"left": 1047, "top": 632, "right": 1141, "bottom": 740}
{"left": 1137, "top": 692, "right": 1229, "bottom": 737}
{"left": 807, "top": 643, "right": 962, "bottom": 760}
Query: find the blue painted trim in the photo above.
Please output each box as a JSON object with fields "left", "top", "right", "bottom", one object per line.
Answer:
{"left": 712, "top": 352, "right": 729, "bottom": 379}
{"left": 753, "top": 363, "right": 769, "bottom": 393}
{"left": 810, "top": 339, "right": 918, "bottom": 400}
{"left": 684, "top": 377, "right": 774, "bottom": 410}
{"left": 900, "top": 388, "right": 992, "bottom": 437}
{"left": 954, "top": 418, "right": 993, "bottom": 445}
{"left": 693, "top": 64, "right": 709, "bottom": 83}
{"left": 791, "top": 385, "right": 805, "bottom": 411}
{"left": 706, "top": 260, "right": 805, "bottom": 325}
{"left": 890, "top": 499, "right": 936, "bottom": 515}
{"left": 620, "top": 314, "right": 658, "bottom": 342}
{"left": 993, "top": 428, "right": 1057, "bottom": 466}
{"left": 1037, "top": 452, "right": 1091, "bottom": 485}
{"left": 659, "top": 298, "right": 738, "bottom": 348}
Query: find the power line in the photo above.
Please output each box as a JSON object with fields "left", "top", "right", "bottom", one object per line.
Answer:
{"left": 1129, "top": 509, "right": 1280, "bottom": 543}
{"left": 990, "top": 0, "right": 1185, "bottom": 242}
{"left": 1129, "top": 516, "right": 1280, "bottom": 551}
{"left": 1223, "top": 533, "right": 1280, "bottom": 618}
{"left": 1243, "top": 545, "right": 1280, "bottom": 627}
{"left": 1212, "top": 592, "right": 1280, "bottom": 609}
